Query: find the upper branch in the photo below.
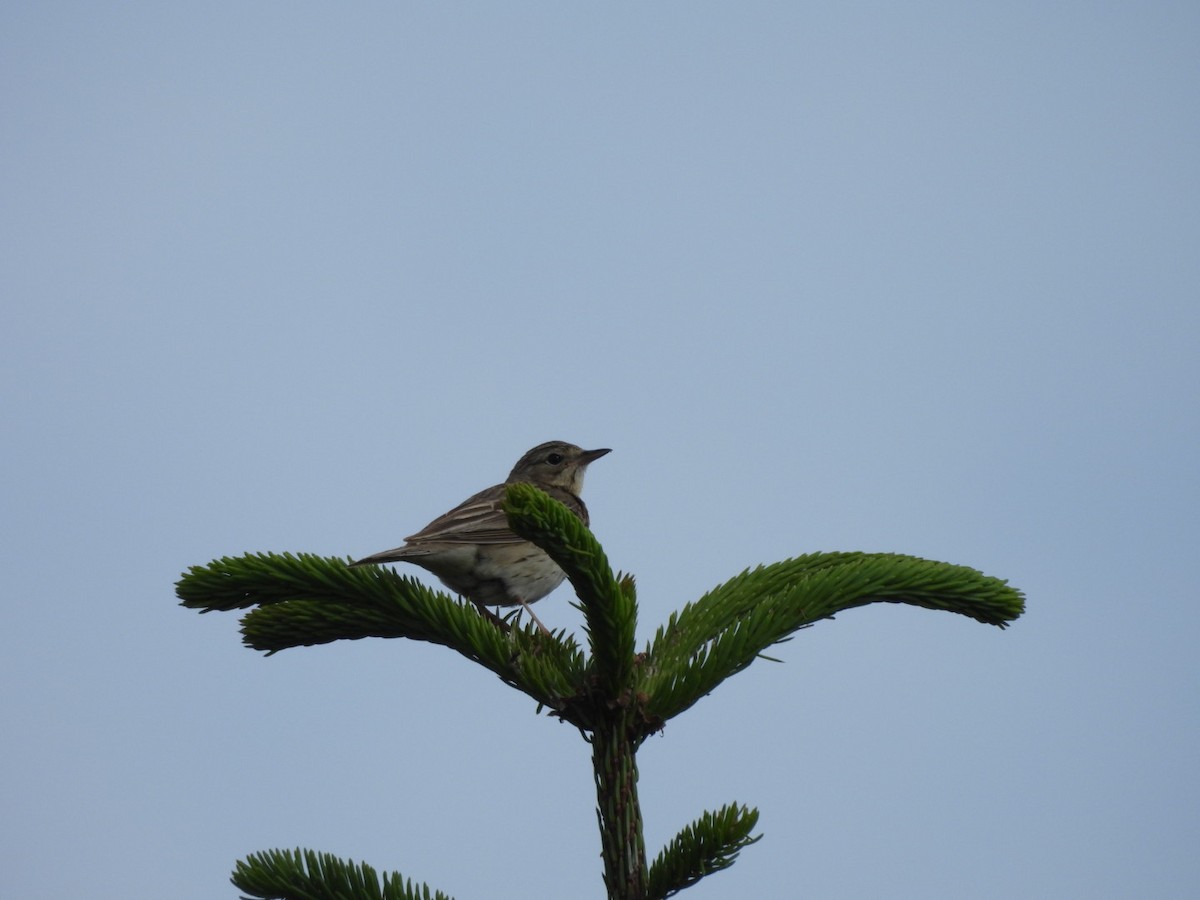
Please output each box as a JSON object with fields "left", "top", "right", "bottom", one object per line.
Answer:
{"left": 503, "top": 483, "right": 637, "bottom": 698}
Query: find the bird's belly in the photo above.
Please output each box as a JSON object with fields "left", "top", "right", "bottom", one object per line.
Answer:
{"left": 404, "top": 542, "right": 566, "bottom": 607}
{"left": 469, "top": 545, "right": 566, "bottom": 606}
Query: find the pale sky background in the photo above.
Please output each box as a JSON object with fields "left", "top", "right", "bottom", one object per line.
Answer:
{"left": 2, "top": 4, "right": 1197, "bottom": 899}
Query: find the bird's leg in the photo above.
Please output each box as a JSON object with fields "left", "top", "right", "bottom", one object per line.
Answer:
{"left": 515, "top": 598, "right": 552, "bottom": 636}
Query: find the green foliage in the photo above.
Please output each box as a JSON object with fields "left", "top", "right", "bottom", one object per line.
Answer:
{"left": 177, "top": 486, "right": 1023, "bottom": 899}
{"left": 233, "top": 848, "right": 450, "bottom": 900}
{"left": 503, "top": 482, "right": 636, "bottom": 696}
{"left": 639, "top": 552, "right": 1024, "bottom": 724}
{"left": 645, "top": 804, "right": 762, "bottom": 900}
{"left": 176, "top": 552, "right": 587, "bottom": 711}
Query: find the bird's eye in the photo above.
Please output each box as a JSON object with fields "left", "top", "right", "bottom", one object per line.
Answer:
{"left": 546, "top": 452, "right": 564, "bottom": 465}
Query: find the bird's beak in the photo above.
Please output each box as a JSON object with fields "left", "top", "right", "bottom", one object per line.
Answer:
{"left": 582, "top": 447, "right": 612, "bottom": 464}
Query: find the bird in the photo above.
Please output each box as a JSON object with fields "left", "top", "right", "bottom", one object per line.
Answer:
{"left": 349, "top": 441, "right": 611, "bottom": 633}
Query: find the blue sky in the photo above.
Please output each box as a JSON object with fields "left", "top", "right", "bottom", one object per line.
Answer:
{"left": 2, "top": 4, "right": 1197, "bottom": 898}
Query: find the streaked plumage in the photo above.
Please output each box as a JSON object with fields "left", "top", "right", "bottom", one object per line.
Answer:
{"left": 350, "top": 441, "right": 610, "bottom": 632}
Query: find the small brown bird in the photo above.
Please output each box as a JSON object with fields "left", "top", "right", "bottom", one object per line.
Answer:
{"left": 350, "top": 441, "right": 611, "bottom": 633}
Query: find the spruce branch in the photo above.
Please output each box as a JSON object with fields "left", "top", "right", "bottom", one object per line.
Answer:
{"left": 645, "top": 804, "right": 762, "bottom": 900}
{"left": 176, "top": 553, "right": 587, "bottom": 710}
{"left": 502, "top": 483, "right": 637, "bottom": 696}
{"left": 640, "top": 552, "right": 1024, "bottom": 724}
{"left": 232, "top": 848, "right": 450, "bottom": 900}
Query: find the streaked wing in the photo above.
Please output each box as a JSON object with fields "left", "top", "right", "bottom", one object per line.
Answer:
{"left": 404, "top": 484, "right": 522, "bottom": 545}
